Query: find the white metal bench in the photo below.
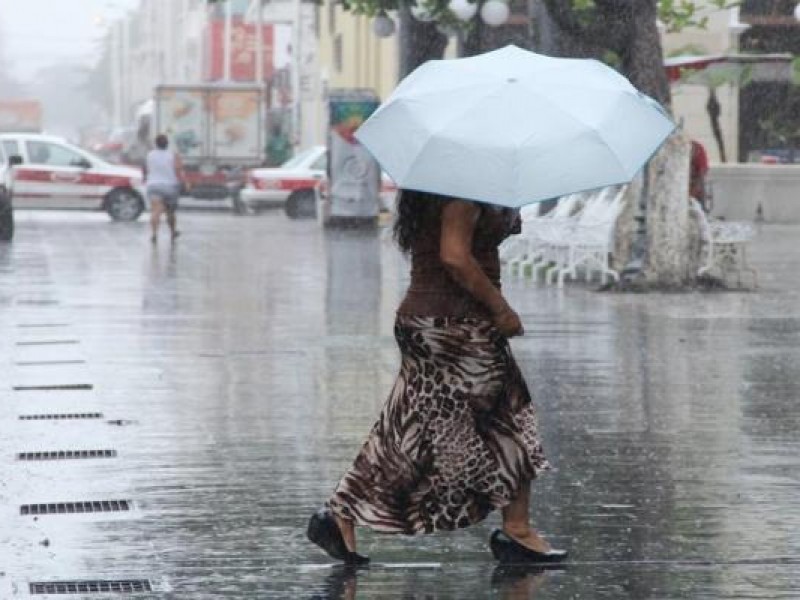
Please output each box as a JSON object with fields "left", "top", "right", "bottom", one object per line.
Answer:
{"left": 694, "top": 199, "right": 758, "bottom": 288}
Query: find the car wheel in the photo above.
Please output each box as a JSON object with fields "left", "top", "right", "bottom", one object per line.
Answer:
{"left": 285, "top": 189, "right": 317, "bottom": 219}
{"left": 0, "top": 196, "right": 13, "bottom": 241}
{"left": 106, "top": 188, "right": 144, "bottom": 221}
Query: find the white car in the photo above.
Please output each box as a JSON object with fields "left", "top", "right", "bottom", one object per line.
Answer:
{"left": 241, "top": 145, "right": 397, "bottom": 218}
{"left": 241, "top": 145, "right": 327, "bottom": 216}
{"left": 0, "top": 133, "right": 145, "bottom": 221}
{"left": 0, "top": 142, "right": 14, "bottom": 240}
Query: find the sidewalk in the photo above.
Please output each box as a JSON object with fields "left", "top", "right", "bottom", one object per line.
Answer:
{"left": 1, "top": 211, "right": 798, "bottom": 598}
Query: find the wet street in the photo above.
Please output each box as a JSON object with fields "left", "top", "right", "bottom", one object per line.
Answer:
{"left": 1, "top": 209, "right": 799, "bottom": 599}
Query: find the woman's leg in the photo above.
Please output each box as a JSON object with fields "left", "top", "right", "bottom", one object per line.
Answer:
{"left": 501, "top": 479, "right": 552, "bottom": 553}
{"left": 166, "top": 206, "right": 178, "bottom": 238}
{"left": 333, "top": 513, "right": 357, "bottom": 552}
{"left": 150, "top": 198, "right": 164, "bottom": 240}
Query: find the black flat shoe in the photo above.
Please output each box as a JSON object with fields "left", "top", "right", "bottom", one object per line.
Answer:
{"left": 307, "top": 508, "right": 370, "bottom": 565}
{"left": 490, "top": 529, "right": 568, "bottom": 564}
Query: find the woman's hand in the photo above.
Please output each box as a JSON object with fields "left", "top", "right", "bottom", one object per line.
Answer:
{"left": 493, "top": 307, "right": 524, "bottom": 338}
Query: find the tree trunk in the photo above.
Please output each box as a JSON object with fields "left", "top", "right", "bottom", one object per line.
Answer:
{"left": 706, "top": 87, "right": 727, "bottom": 162}
{"left": 614, "top": 134, "right": 699, "bottom": 288}
{"left": 642, "top": 134, "right": 697, "bottom": 285}
{"left": 612, "top": 4, "right": 703, "bottom": 288}
{"left": 620, "top": 1, "right": 670, "bottom": 107}
{"left": 398, "top": 7, "right": 448, "bottom": 78}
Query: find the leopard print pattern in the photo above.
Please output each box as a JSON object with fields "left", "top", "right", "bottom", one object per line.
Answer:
{"left": 329, "top": 315, "right": 549, "bottom": 534}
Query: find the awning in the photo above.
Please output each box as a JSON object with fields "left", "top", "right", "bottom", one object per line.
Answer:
{"left": 665, "top": 53, "right": 794, "bottom": 83}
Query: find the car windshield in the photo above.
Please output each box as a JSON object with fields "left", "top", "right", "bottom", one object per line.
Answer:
{"left": 78, "top": 147, "right": 110, "bottom": 165}
{"left": 281, "top": 147, "right": 321, "bottom": 169}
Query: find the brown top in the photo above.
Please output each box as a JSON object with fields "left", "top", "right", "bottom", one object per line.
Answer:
{"left": 397, "top": 203, "right": 518, "bottom": 318}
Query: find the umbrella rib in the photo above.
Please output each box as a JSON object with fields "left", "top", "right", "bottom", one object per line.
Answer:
{"left": 397, "top": 85, "right": 507, "bottom": 185}
{"left": 513, "top": 85, "right": 633, "bottom": 178}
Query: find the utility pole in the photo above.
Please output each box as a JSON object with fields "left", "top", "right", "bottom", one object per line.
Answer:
{"left": 255, "top": 0, "right": 264, "bottom": 84}
{"left": 223, "top": 0, "right": 233, "bottom": 80}
{"left": 292, "top": 0, "right": 302, "bottom": 149}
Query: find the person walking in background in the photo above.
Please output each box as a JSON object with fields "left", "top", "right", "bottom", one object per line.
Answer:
{"left": 307, "top": 190, "right": 567, "bottom": 566}
{"left": 144, "top": 134, "right": 186, "bottom": 243}
{"left": 265, "top": 123, "right": 292, "bottom": 167}
{"left": 690, "top": 140, "right": 710, "bottom": 212}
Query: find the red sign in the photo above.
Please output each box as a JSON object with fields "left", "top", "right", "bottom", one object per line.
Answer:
{"left": 208, "top": 18, "right": 275, "bottom": 82}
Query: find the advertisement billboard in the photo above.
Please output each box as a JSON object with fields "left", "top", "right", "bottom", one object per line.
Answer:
{"left": 207, "top": 19, "right": 275, "bottom": 82}
{"left": 325, "top": 90, "right": 381, "bottom": 225}
{"left": 155, "top": 88, "right": 207, "bottom": 159}
{"left": 209, "top": 89, "right": 262, "bottom": 160}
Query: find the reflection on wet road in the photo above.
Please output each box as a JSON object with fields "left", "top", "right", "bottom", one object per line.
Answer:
{"left": 1, "top": 211, "right": 799, "bottom": 598}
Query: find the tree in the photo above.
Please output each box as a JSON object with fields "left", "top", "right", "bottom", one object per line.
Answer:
{"left": 336, "top": 0, "right": 741, "bottom": 286}
{"left": 522, "top": 1, "right": 739, "bottom": 287}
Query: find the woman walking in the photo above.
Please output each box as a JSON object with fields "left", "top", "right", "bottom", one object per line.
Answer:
{"left": 307, "top": 190, "right": 566, "bottom": 565}
{"left": 144, "top": 134, "right": 185, "bottom": 243}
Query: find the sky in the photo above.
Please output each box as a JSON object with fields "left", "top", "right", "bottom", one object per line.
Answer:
{"left": 0, "top": 0, "right": 140, "bottom": 82}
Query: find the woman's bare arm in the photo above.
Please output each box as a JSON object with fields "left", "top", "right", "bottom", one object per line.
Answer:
{"left": 439, "top": 200, "right": 523, "bottom": 336}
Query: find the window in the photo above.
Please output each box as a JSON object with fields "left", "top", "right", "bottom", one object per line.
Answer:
{"left": 311, "top": 153, "right": 328, "bottom": 171}
{"left": 2, "top": 140, "right": 20, "bottom": 160}
{"left": 334, "top": 34, "right": 343, "bottom": 73}
{"left": 328, "top": 0, "right": 336, "bottom": 35}
{"left": 26, "top": 141, "right": 89, "bottom": 168}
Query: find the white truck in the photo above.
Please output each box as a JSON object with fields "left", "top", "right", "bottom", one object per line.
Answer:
{"left": 152, "top": 84, "right": 266, "bottom": 205}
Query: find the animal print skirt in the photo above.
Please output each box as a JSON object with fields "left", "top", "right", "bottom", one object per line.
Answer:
{"left": 328, "top": 315, "right": 549, "bottom": 534}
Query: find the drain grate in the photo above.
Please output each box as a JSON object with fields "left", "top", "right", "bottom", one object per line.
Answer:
{"left": 15, "top": 360, "right": 86, "bottom": 366}
{"left": 17, "top": 449, "right": 117, "bottom": 461}
{"left": 29, "top": 580, "right": 152, "bottom": 594}
{"left": 21, "top": 500, "right": 132, "bottom": 516}
{"left": 19, "top": 413, "right": 103, "bottom": 421}
{"left": 15, "top": 300, "right": 59, "bottom": 306}
{"left": 13, "top": 383, "right": 93, "bottom": 391}
{"left": 15, "top": 340, "right": 78, "bottom": 346}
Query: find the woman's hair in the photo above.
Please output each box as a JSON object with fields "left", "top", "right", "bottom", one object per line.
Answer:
{"left": 154, "top": 134, "right": 169, "bottom": 149}
{"left": 393, "top": 189, "right": 449, "bottom": 253}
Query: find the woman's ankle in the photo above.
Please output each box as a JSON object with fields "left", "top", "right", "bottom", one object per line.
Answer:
{"left": 334, "top": 513, "right": 357, "bottom": 551}
{"left": 502, "top": 522, "right": 531, "bottom": 538}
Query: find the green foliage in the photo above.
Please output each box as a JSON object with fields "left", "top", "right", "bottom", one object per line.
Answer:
{"left": 329, "top": 0, "right": 741, "bottom": 37}
{"left": 564, "top": 0, "right": 741, "bottom": 33}
{"left": 667, "top": 44, "right": 711, "bottom": 58}
{"left": 657, "top": 0, "right": 741, "bottom": 33}
{"left": 680, "top": 62, "right": 753, "bottom": 89}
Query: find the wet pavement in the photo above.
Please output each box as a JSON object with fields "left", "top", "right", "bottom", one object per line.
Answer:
{"left": 1, "top": 210, "right": 799, "bottom": 598}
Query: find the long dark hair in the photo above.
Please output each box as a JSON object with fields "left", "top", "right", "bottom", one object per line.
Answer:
{"left": 393, "top": 189, "right": 449, "bottom": 253}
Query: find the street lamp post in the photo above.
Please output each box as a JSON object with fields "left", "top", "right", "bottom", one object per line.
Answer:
{"left": 371, "top": 0, "right": 511, "bottom": 40}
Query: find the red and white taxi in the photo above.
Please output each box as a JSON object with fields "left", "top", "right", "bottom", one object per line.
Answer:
{"left": 241, "top": 145, "right": 397, "bottom": 217}
{"left": 241, "top": 145, "right": 327, "bottom": 214}
{"left": 1, "top": 133, "right": 145, "bottom": 221}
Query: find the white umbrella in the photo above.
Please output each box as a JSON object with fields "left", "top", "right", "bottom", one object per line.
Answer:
{"left": 355, "top": 45, "right": 676, "bottom": 208}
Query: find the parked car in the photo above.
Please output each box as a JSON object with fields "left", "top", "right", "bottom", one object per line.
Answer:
{"left": 0, "top": 142, "right": 14, "bottom": 240}
{"left": 241, "top": 145, "right": 397, "bottom": 218}
{"left": 240, "top": 145, "right": 326, "bottom": 217}
{"left": 0, "top": 133, "right": 145, "bottom": 221}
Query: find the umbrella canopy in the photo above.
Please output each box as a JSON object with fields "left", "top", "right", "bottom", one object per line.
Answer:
{"left": 355, "top": 45, "right": 676, "bottom": 208}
